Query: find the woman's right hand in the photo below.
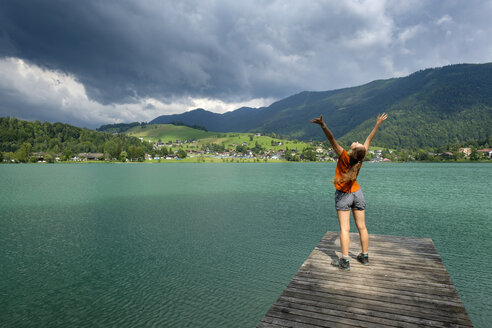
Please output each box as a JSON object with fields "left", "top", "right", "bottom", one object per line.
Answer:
{"left": 310, "top": 115, "right": 324, "bottom": 126}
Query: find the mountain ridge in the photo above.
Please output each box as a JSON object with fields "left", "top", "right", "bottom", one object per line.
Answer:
{"left": 143, "top": 63, "right": 491, "bottom": 148}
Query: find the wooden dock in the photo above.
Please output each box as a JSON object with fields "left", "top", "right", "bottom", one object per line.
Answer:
{"left": 257, "top": 231, "right": 473, "bottom": 327}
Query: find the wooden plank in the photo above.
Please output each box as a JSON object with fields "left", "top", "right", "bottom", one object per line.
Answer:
{"left": 287, "top": 279, "right": 465, "bottom": 310}
{"left": 260, "top": 314, "right": 343, "bottom": 328}
{"left": 279, "top": 289, "right": 473, "bottom": 326}
{"left": 272, "top": 299, "right": 471, "bottom": 328}
{"left": 301, "top": 258, "right": 454, "bottom": 284}
{"left": 298, "top": 262, "right": 454, "bottom": 286}
{"left": 315, "top": 244, "right": 443, "bottom": 258}
{"left": 266, "top": 307, "right": 390, "bottom": 328}
{"left": 257, "top": 232, "right": 473, "bottom": 327}
{"left": 283, "top": 282, "right": 472, "bottom": 319}
{"left": 291, "top": 274, "right": 459, "bottom": 299}
{"left": 294, "top": 270, "right": 459, "bottom": 296}
{"left": 306, "top": 253, "right": 450, "bottom": 274}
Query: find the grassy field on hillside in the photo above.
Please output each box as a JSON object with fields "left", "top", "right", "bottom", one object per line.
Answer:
{"left": 126, "top": 124, "right": 312, "bottom": 151}
{"left": 126, "top": 124, "right": 215, "bottom": 142}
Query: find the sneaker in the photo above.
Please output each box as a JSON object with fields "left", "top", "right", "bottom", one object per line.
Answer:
{"left": 357, "top": 253, "right": 369, "bottom": 266}
{"left": 332, "top": 258, "right": 350, "bottom": 271}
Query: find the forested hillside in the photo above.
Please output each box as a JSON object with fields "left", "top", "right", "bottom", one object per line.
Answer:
{"left": 0, "top": 117, "right": 152, "bottom": 162}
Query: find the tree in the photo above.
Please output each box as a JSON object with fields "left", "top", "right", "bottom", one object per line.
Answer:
{"left": 415, "top": 150, "right": 429, "bottom": 161}
{"left": 302, "top": 149, "right": 317, "bottom": 161}
{"left": 284, "top": 150, "right": 300, "bottom": 161}
{"left": 236, "top": 144, "right": 247, "bottom": 153}
{"left": 45, "top": 153, "right": 55, "bottom": 163}
{"left": 177, "top": 149, "right": 187, "bottom": 159}
{"left": 120, "top": 151, "right": 128, "bottom": 162}
{"left": 14, "top": 142, "right": 32, "bottom": 163}
{"left": 128, "top": 145, "right": 145, "bottom": 161}
{"left": 104, "top": 140, "right": 120, "bottom": 159}
{"left": 470, "top": 148, "right": 480, "bottom": 161}
{"left": 454, "top": 151, "right": 465, "bottom": 161}
{"left": 159, "top": 146, "right": 169, "bottom": 157}
{"left": 62, "top": 148, "right": 73, "bottom": 161}
{"left": 51, "top": 144, "right": 60, "bottom": 154}
{"left": 252, "top": 141, "right": 263, "bottom": 154}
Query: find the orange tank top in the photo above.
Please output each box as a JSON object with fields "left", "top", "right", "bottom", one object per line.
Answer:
{"left": 334, "top": 149, "right": 361, "bottom": 193}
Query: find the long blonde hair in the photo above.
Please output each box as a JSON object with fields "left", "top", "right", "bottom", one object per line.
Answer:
{"left": 334, "top": 146, "right": 366, "bottom": 185}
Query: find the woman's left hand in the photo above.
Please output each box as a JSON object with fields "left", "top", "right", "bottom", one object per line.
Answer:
{"left": 310, "top": 115, "right": 324, "bottom": 125}
{"left": 377, "top": 113, "right": 388, "bottom": 124}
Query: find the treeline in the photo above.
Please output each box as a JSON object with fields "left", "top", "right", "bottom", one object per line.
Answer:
{"left": 97, "top": 121, "right": 209, "bottom": 134}
{"left": 168, "top": 121, "right": 208, "bottom": 131}
{"left": 0, "top": 117, "right": 152, "bottom": 163}
{"left": 97, "top": 122, "right": 146, "bottom": 133}
{"left": 377, "top": 139, "right": 492, "bottom": 162}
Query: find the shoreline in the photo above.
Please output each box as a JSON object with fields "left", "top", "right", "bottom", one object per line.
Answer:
{"left": 1, "top": 159, "right": 491, "bottom": 165}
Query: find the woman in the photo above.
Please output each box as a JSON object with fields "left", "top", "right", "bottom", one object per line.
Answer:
{"left": 310, "top": 113, "right": 388, "bottom": 270}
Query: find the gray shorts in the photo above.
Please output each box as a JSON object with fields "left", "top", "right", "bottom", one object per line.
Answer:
{"left": 335, "top": 189, "right": 366, "bottom": 211}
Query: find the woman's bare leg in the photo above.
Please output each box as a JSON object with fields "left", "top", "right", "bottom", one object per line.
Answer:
{"left": 337, "top": 210, "right": 351, "bottom": 256}
{"left": 353, "top": 209, "right": 368, "bottom": 253}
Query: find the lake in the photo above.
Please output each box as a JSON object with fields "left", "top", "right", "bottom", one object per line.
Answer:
{"left": 0, "top": 163, "right": 490, "bottom": 327}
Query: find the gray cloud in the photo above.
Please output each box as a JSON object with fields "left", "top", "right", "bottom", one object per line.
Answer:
{"left": 0, "top": 0, "right": 491, "bottom": 126}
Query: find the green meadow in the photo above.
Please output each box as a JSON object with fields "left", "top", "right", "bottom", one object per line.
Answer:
{"left": 125, "top": 124, "right": 312, "bottom": 152}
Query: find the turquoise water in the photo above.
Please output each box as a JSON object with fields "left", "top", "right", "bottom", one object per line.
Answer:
{"left": 0, "top": 163, "right": 490, "bottom": 327}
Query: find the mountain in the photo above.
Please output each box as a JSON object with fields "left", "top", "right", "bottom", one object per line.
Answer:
{"left": 154, "top": 63, "right": 492, "bottom": 148}
{"left": 150, "top": 106, "right": 266, "bottom": 133}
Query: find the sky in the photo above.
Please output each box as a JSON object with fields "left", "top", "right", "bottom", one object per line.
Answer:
{"left": 0, "top": 0, "right": 491, "bottom": 128}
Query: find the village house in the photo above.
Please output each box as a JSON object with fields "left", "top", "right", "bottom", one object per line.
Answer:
{"left": 75, "top": 153, "right": 104, "bottom": 161}
{"left": 31, "top": 152, "right": 47, "bottom": 162}
{"left": 459, "top": 148, "right": 472, "bottom": 157}
{"left": 477, "top": 148, "right": 492, "bottom": 159}
{"left": 440, "top": 152, "right": 454, "bottom": 159}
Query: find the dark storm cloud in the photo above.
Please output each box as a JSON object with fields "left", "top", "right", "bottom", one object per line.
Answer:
{"left": 0, "top": 0, "right": 491, "bottom": 127}
{"left": 0, "top": 0, "right": 286, "bottom": 104}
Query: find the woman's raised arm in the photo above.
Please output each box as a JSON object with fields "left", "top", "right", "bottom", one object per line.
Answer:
{"left": 363, "top": 113, "right": 388, "bottom": 151}
{"left": 310, "top": 115, "right": 344, "bottom": 156}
